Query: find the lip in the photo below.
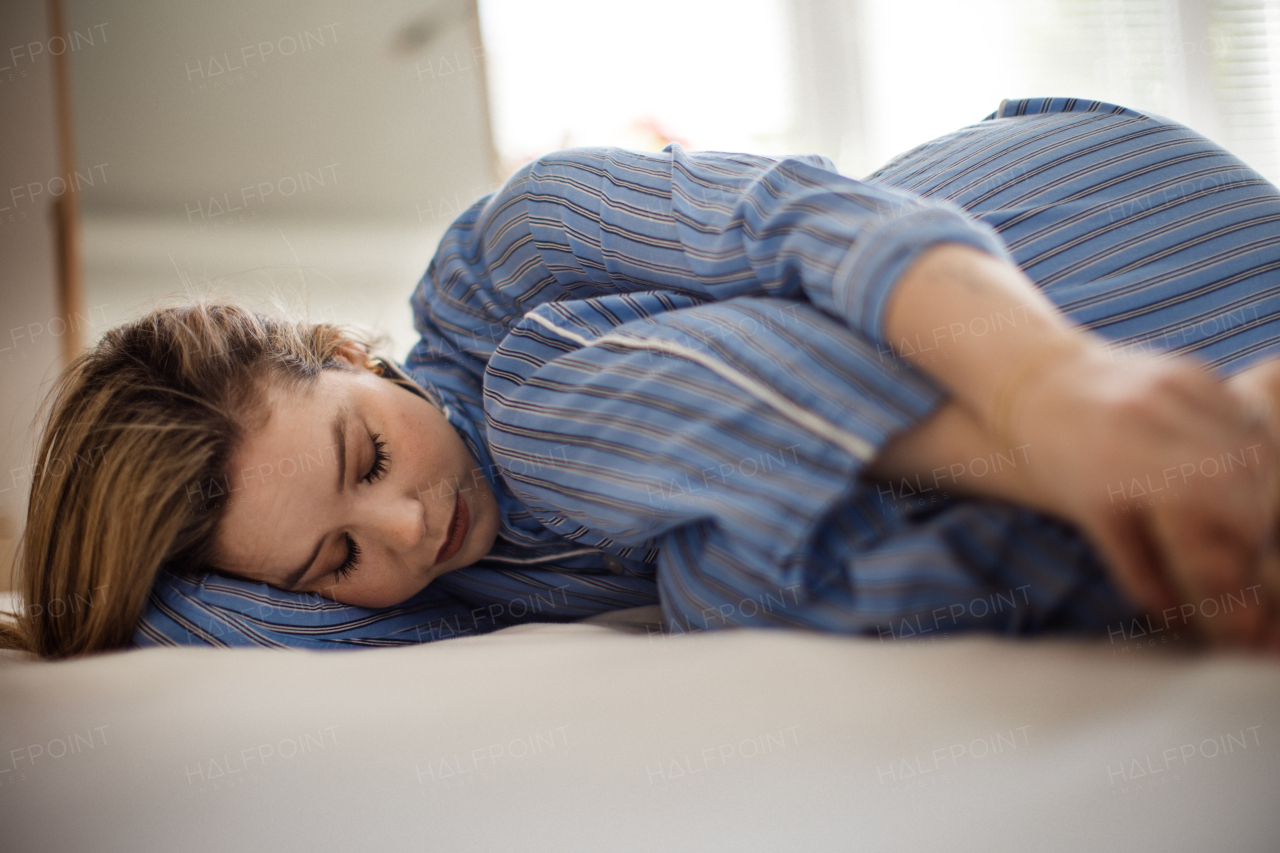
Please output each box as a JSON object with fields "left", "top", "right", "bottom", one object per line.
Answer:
{"left": 433, "top": 491, "right": 469, "bottom": 566}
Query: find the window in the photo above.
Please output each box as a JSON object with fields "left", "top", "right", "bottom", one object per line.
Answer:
{"left": 478, "top": 0, "right": 1280, "bottom": 184}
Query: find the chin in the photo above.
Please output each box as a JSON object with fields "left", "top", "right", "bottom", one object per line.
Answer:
{"left": 373, "top": 587, "right": 424, "bottom": 608}
{"left": 345, "top": 579, "right": 432, "bottom": 609}
{"left": 473, "top": 507, "right": 500, "bottom": 557}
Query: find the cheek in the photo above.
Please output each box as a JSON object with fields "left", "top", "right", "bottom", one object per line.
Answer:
{"left": 398, "top": 407, "right": 462, "bottom": 491}
{"left": 341, "top": 563, "right": 425, "bottom": 608}
{"left": 213, "top": 491, "right": 290, "bottom": 572}
{"left": 360, "top": 576, "right": 423, "bottom": 609}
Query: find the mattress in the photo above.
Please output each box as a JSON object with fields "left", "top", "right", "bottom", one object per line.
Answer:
{"left": 1, "top": 597, "right": 1277, "bottom": 852}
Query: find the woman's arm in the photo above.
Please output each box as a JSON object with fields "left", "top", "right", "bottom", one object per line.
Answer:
{"left": 480, "top": 289, "right": 1127, "bottom": 637}
{"left": 868, "top": 242, "right": 1280, "bottom": 652}
{"left": 413, "top": 146, "right": 1007, "bottom": 365}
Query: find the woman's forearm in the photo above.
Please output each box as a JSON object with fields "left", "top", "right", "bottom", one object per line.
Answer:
{"left": 862, "top": 397, "right": 1048, "bottom": 512}
{"left": 865, "top": 241, "right": 1104, "bottom": 513}
{"left": 875, "top": 242, "right": 1280, "bottom": 653}
{"left": 881, "top": 243, "right": 1097, "bottom": 434}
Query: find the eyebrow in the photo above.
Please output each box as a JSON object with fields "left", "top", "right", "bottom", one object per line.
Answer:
{"left": 280, "top": 405, "right": 349, "bottom": 591}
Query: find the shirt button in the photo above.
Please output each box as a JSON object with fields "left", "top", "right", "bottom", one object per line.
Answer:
{"left": 601, "top": 554, "right": 625, "bottom": 573}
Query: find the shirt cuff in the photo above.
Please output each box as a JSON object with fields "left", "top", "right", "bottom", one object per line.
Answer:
{"left": 834, "top": 200, "right": 1013, "bottom": 350}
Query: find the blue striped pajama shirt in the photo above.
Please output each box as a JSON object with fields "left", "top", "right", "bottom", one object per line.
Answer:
{"left": 133, "top": 97, "right": 1280, "bottom": 650}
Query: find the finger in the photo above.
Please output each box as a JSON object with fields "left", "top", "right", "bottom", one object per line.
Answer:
{"left": 1254, "top": 544, "right": 1280, "bottom": 656}
{"left": 1264, "top": 630, "right": 1280, "bottom": 660}
{"left": 1107, "top": 373, "right": 1275, "bottom": 558}
{"left": 1176, "top": 436, "right": 1276, "bottom": 548}
{"left": 1262, "top": 601, "right": 1280, "bottom": 658}
{"left": 1149, "top": 396, "right": 1274, "bottom": 536}
{"left": 1160, "top": 484, "right": 1269, "bottom": 594}
{"left": 1086, "top": 512, "right": 1180, "bottom": 616}
{"left": 1144, "top": 426, "right": 1274, "bottom": 622}
{"left": 1259, "top": 536, "right": 1280, "bottom": 605}
{"left": 1148, "top": 511, "right": 1266, "bottom": 648}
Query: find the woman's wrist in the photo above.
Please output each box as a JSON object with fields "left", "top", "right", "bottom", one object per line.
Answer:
{"left": 862, "top": 397, "right": 1056, "bottom": 513}
{"left": 988, "top": 336, "right": 1103, "bottom": 450}
{"left": 884, "top": 242, "right": 1102, "bottom": 439}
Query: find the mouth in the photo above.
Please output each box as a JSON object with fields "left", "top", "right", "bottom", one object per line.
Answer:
{"left": 433, "top": 490, "right": 469, "bottom": 566}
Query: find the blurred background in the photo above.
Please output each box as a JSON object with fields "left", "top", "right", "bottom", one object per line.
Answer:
{"left": 2, "top": 0, "right": 1279, "bottom": 588}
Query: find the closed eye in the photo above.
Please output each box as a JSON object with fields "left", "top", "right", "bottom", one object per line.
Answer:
{"left": 363, "top": 433, "right": 390, "bottom": 484}
{"left": 334, "top": 533, "right": 361, "bottom": 581}
{"left": 334, "top": 433, "right": 392, "bottom": 582}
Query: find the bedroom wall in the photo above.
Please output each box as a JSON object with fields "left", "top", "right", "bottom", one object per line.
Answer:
{"left": 0, "top": 1, "right": 67, "bottom": 593}
{"left": 63, "top": 0, "right": 498, "bottom": 222}
{"left": 0, "top": 0, "right": 499, "bottom": 594}
{"left": 63, "top": 0, "right": 499, "bottom": 363}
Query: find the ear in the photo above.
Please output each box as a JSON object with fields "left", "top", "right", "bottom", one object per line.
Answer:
{"left": 332, "top": 338, "right": 372, "bottom": 369}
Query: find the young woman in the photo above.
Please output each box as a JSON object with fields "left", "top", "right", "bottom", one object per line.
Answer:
{"left": 5, "top": 96, "right": 1280, "bottom": 658}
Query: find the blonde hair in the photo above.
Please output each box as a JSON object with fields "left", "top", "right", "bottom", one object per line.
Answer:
{"left": 0, "top": 299, "right": 377, "bottom": 659}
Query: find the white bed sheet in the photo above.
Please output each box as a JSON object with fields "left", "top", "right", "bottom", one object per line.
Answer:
{"left": 0, "top": 597, "right": 1277, "bottom": 852}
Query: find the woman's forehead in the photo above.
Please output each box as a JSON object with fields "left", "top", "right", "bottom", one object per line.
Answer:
{"left": 243, "top": 373, "right": 348, "bottom": 461}
{"left": 211, "top": 378, "right": 355, "bottom": 566}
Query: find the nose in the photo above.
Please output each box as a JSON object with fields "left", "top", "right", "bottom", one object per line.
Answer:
{"left": 360, "top": 490, "right": 427, "bottom": 553}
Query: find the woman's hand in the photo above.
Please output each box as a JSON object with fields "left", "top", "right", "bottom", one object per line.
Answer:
{"left": 883, "top": 242, "right": 1280, "bottom": 654}
{"left": 1005, "top": 342, "right": 1280, "bottom": 651}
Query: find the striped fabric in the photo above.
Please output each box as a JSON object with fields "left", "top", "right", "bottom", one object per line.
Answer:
{"left": 133, "top": 97, "right": 1280, "bottom": 650}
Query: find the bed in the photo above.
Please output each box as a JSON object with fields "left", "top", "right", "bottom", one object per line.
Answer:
{"left": 1, "top": 592, "right": 1277, "bottom": 852}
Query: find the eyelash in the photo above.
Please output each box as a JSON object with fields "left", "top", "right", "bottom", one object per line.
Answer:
{"left": 334, "top": 434, "right": 391, "bottom": 582}
{"left": 363, "top": 434, "right": 390, "bottom": 484}
{"left": 334, "top": 535, "right": 362, "bottom": 581}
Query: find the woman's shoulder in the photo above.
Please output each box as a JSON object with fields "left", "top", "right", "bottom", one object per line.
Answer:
{"left": 982, "top": 97, "right": 1156, "bottom": 122}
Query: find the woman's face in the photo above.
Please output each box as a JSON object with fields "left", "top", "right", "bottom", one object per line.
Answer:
{"left": 211, "top": 345, "right": 499, "bottom": 607}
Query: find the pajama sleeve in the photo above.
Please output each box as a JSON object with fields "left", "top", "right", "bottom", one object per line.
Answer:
{"left": 414, "top": 144, "right": 1012, "bottom": 372}
{"left": 481, "top": 288, "right": 1143, "bottom": 638}
{"left": 131, "top": 568, "right": 510, "bottom": 650}
{"left": 481, "top": 286, "right": 956, "bottom": 632}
